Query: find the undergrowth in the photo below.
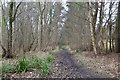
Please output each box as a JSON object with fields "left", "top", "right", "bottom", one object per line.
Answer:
{"left": 0, "top": 54, "right": 54, "bottom": 77}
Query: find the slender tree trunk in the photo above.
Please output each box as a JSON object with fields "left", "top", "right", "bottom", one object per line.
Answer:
{"left": 108, "top": 3, "right": 113, "bottom": 52}
{"left": 98, "top": 2, "right": 104, "bottom": 52}
{"left": 109, "top": 21, "right": 112, "bottom": 52}
{"left": 106, "top": 39, "right": 108, "bottom": 53}
{"left": 40, "top": 14, "right": 43, "bottom": 50}
{"left": 88, "top": 2, "right": 98, "bottom": 54}
{"left": 38, "top": 2, "right": 46, "bottom": 50}
{"left": 7, "top": 2, "right": 14, "bottom": 58}
{"left": 1, "top": 4, "right": 7, "bottom": 57}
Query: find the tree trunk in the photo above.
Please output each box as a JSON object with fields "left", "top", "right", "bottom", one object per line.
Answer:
{"left": 6, "top": 2, "right": 14, "bottom": 58}
{"left": 38, "top": 2, "right": 46, "bottom": 50}
{"left": 88, "top": 2, "right": 98, "bottom": 54}
{"left": 115, "top": 2, "right": 120, "bottom": 53}
{"left": 1, "top": 4, "right": 7, "bottom": 57}
{"left": 40, "top": 14, "right": 43, "bottom": 50}
{"left": 5, "top": 2, "right": 21, "bottom": 58}
{"left": 109, "top": 21, "right": 112, "bottom": 52}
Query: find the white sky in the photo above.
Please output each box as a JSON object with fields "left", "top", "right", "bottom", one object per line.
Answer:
{"left": 2, "top": 0, "right": 120, "bottom": 2}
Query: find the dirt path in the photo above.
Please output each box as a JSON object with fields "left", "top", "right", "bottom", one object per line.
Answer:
{"left": 48, "top": 49, "right": 111, "bottom": 78}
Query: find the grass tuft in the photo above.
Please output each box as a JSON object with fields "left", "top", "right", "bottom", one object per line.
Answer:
{"left": 1, "top": 62, "right": 16, "bottom": 74}
{"left": 16, "top": 56, "right": 29, "bottom": 72}
{"left": 45, "top": 54, "right": 54, "bottom": 63}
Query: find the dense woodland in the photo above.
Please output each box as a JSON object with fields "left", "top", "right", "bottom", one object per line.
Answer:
{"left": 0, "top": 1, "right": 120, "bottom": 78}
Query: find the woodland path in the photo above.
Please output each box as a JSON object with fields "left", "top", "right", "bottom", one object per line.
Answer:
{"left": 48, "top": 49, "right": 110, "bottom": 78}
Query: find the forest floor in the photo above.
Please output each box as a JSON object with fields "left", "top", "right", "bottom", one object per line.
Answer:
{"left": 74, "top": 51, "right": 119, "bottom": 78}
{"left": 1, "top": 49, "right": 119, "bottom": 78}
{"left": 48, "top": 49, "right": 119, "bottom": 78}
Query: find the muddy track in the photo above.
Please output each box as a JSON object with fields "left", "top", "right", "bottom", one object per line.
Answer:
{"left": 48, "top": 49, "right": 110, "bottom": 78}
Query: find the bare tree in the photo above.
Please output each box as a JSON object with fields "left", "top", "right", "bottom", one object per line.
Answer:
{"left": 3, "top": 2, "right": 21, "bottom": 58}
